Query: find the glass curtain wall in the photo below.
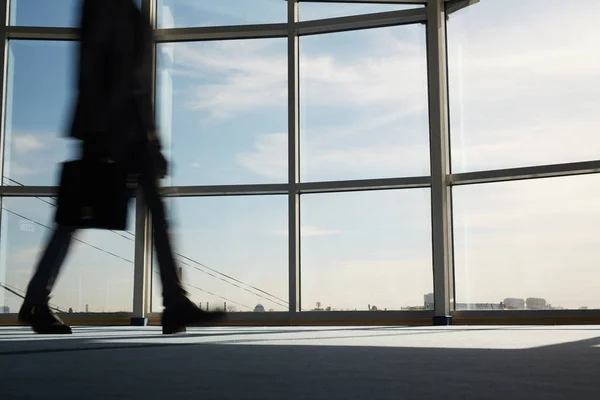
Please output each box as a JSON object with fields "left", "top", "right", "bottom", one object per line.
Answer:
{"left": 1, "top": 0, "right": 598, "bottom": 324}
{"left": 448, "top": 0, "right": 600, "bottom": 312}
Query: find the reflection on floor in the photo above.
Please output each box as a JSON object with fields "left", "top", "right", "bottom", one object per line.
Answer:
{"left": 1, "top": 326, "right": 599, "bottom": 399}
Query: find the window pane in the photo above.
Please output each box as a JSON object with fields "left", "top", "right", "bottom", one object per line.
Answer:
{"left": 151, "top": 196, "right": 288, "bottom": 313}
{"left": 453, "top": 175, "right": 600, "bottom": 310}
{"left": 3, "top": 41, "right": 76, "bottom": 187}
{"left": 301, "top": 189, "right": 432, "bottom": 311}
{"left": 300, "top": 25, "right": 429, "bottom": 182}
{"left": 448, "top": 0, "right": 600, "bottom": 172}
{"left": 156, "top": 39, "right": 288, "bottom": 186}
{"left": 158, "top": 0, "right": 286, "bottom": 28}
{"left": 0, "top": 198, "right": 136, "bottom": 314}
{"left": 299, "top": 3, "right": 420, "bottom": 21}
{"left": 9, "top": 0, "right": 142, "bottom": 26}
{"left": 9, "top": 0, "right": 80, "bottom": 27}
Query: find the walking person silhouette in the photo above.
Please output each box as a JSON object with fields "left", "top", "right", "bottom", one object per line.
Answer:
{"left": 18, "top": 0, "right": 225, "bottom": 334}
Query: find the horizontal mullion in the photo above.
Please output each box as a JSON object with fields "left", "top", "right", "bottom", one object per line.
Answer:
{"left": 449, "top": 160, "right": 600, "bottom": 186}
{"left": 147, "top": 310, "right": 433, "bottom": 321}
{"left": 6, "top": 26, "right": 79, "bottom": 41}
{"left": 445, "top": 0, "right": 480, "bottom": 15}
{"left": 296, "top": 8, "right": 426, "bottom": 35}
{"left": 0, "top": 184, "right": 140, "bottom": 197}
{"left": 0, "top": 186, "right": 58, "bottom": 196}
{"left": 453, "top": 309, "right": 600, "bottom": 318}
{"left": 6, "top": 9, "right": 425, "bottom": 43}
{"left": 297, "top": 0, "right": 424, "bottom": 4}
{"left": 160, "top": 184, "right": 290, "bottom": 197}
{"left": 155, "top": 23, "right": 288, "bottom": 42}
{"left": 298, "top": 176, "right": 431, "bottom": 193}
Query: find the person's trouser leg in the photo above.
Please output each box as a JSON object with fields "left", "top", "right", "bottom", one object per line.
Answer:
{"left": 24, "top": 225, "right": 76, "bottom": 306}
{"left": 137, "top": 150, "right": 186, "bottom": 307}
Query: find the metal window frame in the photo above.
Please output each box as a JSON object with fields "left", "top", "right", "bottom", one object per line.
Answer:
{"left": 2, "top": 0, "right": 600, "bottom": 326}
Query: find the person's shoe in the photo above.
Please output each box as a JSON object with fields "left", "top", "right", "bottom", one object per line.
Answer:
{"left": 162, "top": 297, "right": 226, "bottom": 335}
{"left": 18, "top": 302, "right": 72, "bottom": 335}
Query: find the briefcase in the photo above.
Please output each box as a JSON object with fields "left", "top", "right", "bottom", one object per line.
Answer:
{"left": 55, "top": 159, "right": 131, "bottom": 230}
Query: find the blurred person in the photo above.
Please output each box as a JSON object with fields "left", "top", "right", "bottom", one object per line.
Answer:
{"left": 18, "top": 0, "right": 225, "bottom": 334}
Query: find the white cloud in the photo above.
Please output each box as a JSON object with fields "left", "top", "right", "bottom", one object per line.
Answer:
{"left": 8, "top": 162, "right": 41, "bottom": 177}
{"left": 12, "top": 134, "right": 45, "bottom": 154}
{"left": 275, "top": 225, "right": 342, "bottom": 237}
{"left": 236, "top": 125, "right": 429, "bottom": 181}
{"left": 235, "top": 133, "right": 287, "bottom": 180}
{"left": 169, "top": 29, "right": 427, "bottom": 120}
{"left": 9, "top": 248, "right": 41, "bottom": 265}
{"left": 168, "top": 40, "right": 287, "bottom": 120}
{"left": 448, "top": 0, "right": 600, "bottom": 170}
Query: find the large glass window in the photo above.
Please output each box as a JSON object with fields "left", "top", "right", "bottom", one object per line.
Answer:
{"left": 2, "top": 40, "right": 77, "bottom": 187}
{"left": 301, "top": 189, "right": 432, "bottom": 311}
{"left": 157, "top": 0, "right": 286, "bottom": 29}
{"left": 156, "top": 39, "right": 288, "bottom": 186}
{"left": 0, "top": 198, "right": 136, "bottom": 314}
{"left": 151, "top": 195, "right": 288, "bottom": 313}
{"left": 300, "top": 25, "right": 429, "bottom": 183}
{"left": 448, "top": 0, "right": 600, "bottom": 172}
{"left": 453, "top": 174, "right": 600, "bottom": 310}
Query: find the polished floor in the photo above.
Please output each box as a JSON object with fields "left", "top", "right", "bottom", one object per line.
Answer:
{"left": 1, "top": 325, "right": 599, "bottom": 399}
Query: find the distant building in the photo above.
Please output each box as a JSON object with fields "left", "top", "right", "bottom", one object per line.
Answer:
{"left": 456, "top": 303, "right": 504, "bottom": 310}
{"left": 503, "top": 298, "right": 525, "bottom": 310}
{"left": 424, "top": 293, "right": 434, "bottom": 310}
{"left": 254, "top": 304, "right": 265, "bottom": 312}
{"left": 1, "top": 306, "right": 9, "bottom": 314}
{"left": 526, "top": 298, "right": 549, "bottom": 310}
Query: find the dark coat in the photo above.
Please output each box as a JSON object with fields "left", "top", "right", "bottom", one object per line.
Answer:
{"left": 70, "top": 0, "right": 161, "bottom": 167}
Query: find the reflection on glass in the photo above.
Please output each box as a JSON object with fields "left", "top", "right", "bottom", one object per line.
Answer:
{"left": 156, "top": 39, "right": 288, "bottom": 186}
{"left": 9, "top": 0, "right": 80, "bottom": 27}
{"left": 448, "top": 0, "right": 600, "bottom": 172}
{"left": 0, "top": 198, "right": 136, "bottom": 314}
{"left": 299, "top": 3, "right": 420, "bottom": 21}
{"left": 151, "top": 196, "right": 288, "bottom": 313}
{"left": 9, "top": 0, "right": 142, "bottom": 27}
{"left": 157, "top": 0, "right": 285, "bottom": 28}
{"left": 3, "top": 41, "right": 76, "bottom": 187}
{"left": 453, "top": 174, "right": 600, "bottom": 310}
{"left": 300, "top": 189, "right": 432, "bottom": 311}
{"left": 300, "top": 25, "right": 430, "bottom": 182}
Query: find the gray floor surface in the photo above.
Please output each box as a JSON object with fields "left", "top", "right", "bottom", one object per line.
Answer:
{"left": 1, "top": 325, "right": 599, "bottom": 399}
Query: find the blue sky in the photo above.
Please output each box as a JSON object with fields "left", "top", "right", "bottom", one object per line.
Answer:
{"left": 1, "top": 0, "right": 600, "bottom": 313}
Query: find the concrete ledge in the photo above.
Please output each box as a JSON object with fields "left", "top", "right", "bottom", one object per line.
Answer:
{"left": 146, "top": 311, "right": 434, "bottom": 327}
{"left": 0, "top": 313, "right": 132, "bottom": 326}
{"left": 3, "top": 311, "right": 600, "bottom": 327}
{"left": 453, "top": 316, "right": 600, "bottom": 326}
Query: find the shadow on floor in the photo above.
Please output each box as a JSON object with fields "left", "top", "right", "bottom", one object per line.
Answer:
{"left": 1, "top": 327, "right": 599, "bottom": 400}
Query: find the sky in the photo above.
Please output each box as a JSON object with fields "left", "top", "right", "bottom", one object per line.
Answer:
{"left": 1, "top": 0, "right": 600, "bottom": 314}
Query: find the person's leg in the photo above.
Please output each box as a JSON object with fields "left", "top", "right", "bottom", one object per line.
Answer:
{"left": 135, "top": 146, "right": 225, "bottom": 333}
{"left": 19, "top": 225, "right": 76, "bottom": 334}
{"left": 136, "top": 156, "right": 186, "bottom": 307}
{"left": 24, "top": 225, "right": 76, "bottom": 306}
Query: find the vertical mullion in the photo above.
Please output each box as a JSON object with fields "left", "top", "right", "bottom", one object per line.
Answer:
{"left": 0, "top": 0, "right": 9, "bottom": 312}
{"left": 288, "top": 0, "right": 300, "bottom": 315}
{"left": 426, "top": 0, "right": 454, "bottom": 325}
{"left": 0, "top": 0, "right": 8, "bottom": 187}
{"left": 132, "top": 0, "right": 156, "bottom": 325}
